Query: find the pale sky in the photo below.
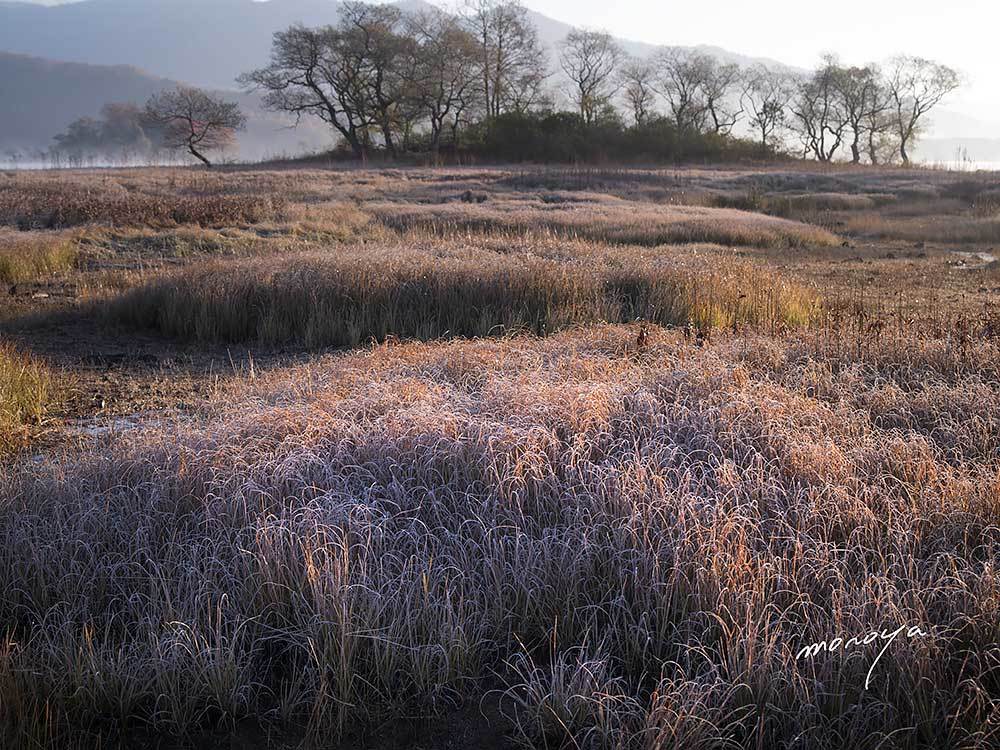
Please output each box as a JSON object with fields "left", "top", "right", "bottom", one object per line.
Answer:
{"left": 524, "top": 0, "right": 999, "bottom": 128}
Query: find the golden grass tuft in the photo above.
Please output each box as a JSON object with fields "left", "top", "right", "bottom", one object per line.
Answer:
{"left": 0, "top": 234, "right": 77, "bottom": 285}
{"left": 105, "top": 239, "right": 818, "bottom": 347}
{"left": 0, "top": 342, "right": 52, "bottom": 456}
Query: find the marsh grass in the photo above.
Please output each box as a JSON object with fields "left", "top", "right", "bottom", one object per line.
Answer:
{"left": 372, "top": 201, "right": 839, "bottom": 249}
{"left": 105, "top": 240, "right": 817, "bottom": 347}
{"left": 0, "top": 234, "right": 78, "bottom": 284}
{"left": 0, "top": 343, "right": 52, "bottom": 455}
{"left": 842, "top": 211, "right": 1000, "bottom": 243}
{"left": 6, "top": 163, "right": 1000, "bottom": 749}
{"left": 712, "top": 190, "right": 897, "bottom": 218}
{"left": 0, "top": 182, "right": 286, "bottom": 229}
{"left": 0, "top": 327, "right": 998, "bottom": 748}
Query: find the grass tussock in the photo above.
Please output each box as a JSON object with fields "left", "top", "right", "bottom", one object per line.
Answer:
{"left": 713, "top": 190, "right": 896, "bottom": 217}
{"left": 105, "top": 239, "right": 817, "bottom": 347}
{"left": 843, "top": 211, "right": 1000, "bottom": 243}
{"left": 0, "top": 234, "right": 77, "bottom": 284}
{"left": 8, "top": 163, "right": 1000, "bottom": 748}
{"left": 0, "top": 342, "right": 52, "bottom": 455}
{"left": 373, "top": 200, "right": 839, "bottom": 249}
{"left": 0, "top": 182, "right": 286, "bottom": 230}
{"left": 0, "top": 327, "right": 998, "bottom": 747}
{"left": 279, "top": 201, "right": 375, "bottom": 242}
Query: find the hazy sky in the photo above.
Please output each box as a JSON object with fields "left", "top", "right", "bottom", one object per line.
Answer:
{"left": 521, "top": 0, "right": 997, "bottom": 126}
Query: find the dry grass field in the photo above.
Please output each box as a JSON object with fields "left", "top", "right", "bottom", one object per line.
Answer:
{"left": 1, "top": 163, "right": 999, "bottom": 749}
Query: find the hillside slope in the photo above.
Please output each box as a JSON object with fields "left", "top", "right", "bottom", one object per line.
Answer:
{"left": 0, "top": 0, "right": 346, "bottom": 90}
{"left": 0, "top": 51, "right": 331, "bottom": 159}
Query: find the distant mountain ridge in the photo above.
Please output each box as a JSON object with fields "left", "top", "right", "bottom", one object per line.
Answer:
{"left": 0, "top": 0, "right": 346, "bottom": 90}
{"left": 0, "top": 51, "right": 175, "bottom": 150}
{"left": 0, "top": 50, "right": 333, "bottom": 159}
{"left": 0, "top": 0, "right": 796, "bottom": 91}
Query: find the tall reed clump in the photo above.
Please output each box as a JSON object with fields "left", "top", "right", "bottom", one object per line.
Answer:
{"left": 0, "top": 235, "right": 77, "bottom": 285}
{"left": 0, "top": 328, "right": 997, "bottom": 748}
{"left": 105, "top": 241, "right": 817, "bottom": 347}
{"left": 0, "top": 343, "right": 52, "bottom": 455}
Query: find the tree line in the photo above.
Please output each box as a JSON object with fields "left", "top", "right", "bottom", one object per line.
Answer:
{"left": 34, "top": 89, "right": 244, "bottom": 168}
{"left": 614, "top": 49, "right": 959, "bottom": 166}
{"left": 35, "top": 0, "right": 960, "bottom": 167}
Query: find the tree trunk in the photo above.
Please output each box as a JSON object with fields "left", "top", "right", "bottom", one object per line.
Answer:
{"left": 343, "top": 130, "right": 365, "bottom": 161}
{"left": 430, "top": 120, "right": 442, "bottom": 156}
{"left": 900, "top": 138, "right": 910, "bottom": 165}
{"left": 382, "top": 124, "right": 397, "bottom": 158}
{"left": 188, "top": 144, "right": 212, "bottom": 168}
{"left": 868, "top": 132, "right": 878, "bottom": 165}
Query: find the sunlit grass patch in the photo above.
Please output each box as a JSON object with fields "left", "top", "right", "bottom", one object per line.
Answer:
{"left": 0, "top": 234, "right": 77, "bottom": 284}
{"left": 0, "top": 343, "right": 52, "bottom": 456}
{"left": 105, "top": 239, "right": 818, "bottom": 347}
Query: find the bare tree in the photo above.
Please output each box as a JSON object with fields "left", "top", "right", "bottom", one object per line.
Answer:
{"left": 143, "top": 87, "right": 244, "bottom": 167}
{"left": 99, "top": 103, "right": 156, "bottom": 166}
{"left": 339, "top": 2, "right": 409, "bottom": 158}
{"left": 51, "top": 102, "right": 160, "bottom": 167}
{"left": 53, "top": 117, "right": 102, "bottom": 167}
{"left": 618, "top": 58, "right": 657, "bottom": 127}
{"left": 831, "top": 64, "right": 887, "bottom": 164}
{"left": 742, "top": 64, "right": 793, "bottom": 154}
{"left": 864, "top": 90, "right": 898, "bottom": 165}
{"left": 464, "top": 0, "right": 548, "bottom": 119}
{"left": 655, "top": 49, "right": 711, "bottom": 132}
{"left": 505, "top": 66, "right": 551, "bottom": 114}
{"left": 241, "top": 5, "right": 414, "bottom": 159}
{"left": 407, "top": 9, "right": 482, "bottom": 154}
{"left": 886, "top": 55, "right": 961, "bottom": 165}
{"left": 700, "top": 57, "right": 743, "bottom": 135}
{"left": 558, "top": 29, "right": 624, "bottom": 125}
{"left": 393, "top": 44, "right": 426, "bottom": 153}
{"left": 3, "top": 149, "right": 21, "bottom": 170}
{"left": 239, "top": 25, "right": 370, "bottom": 158}
{"left": 790, "top": 57, "right": 849, "bottom": 162}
